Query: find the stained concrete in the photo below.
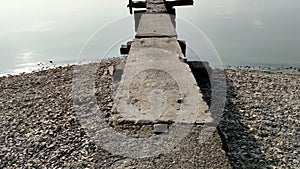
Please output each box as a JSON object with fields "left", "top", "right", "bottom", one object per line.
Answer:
{"left": 113, "top": 38, "right": 212, "bottom": 124}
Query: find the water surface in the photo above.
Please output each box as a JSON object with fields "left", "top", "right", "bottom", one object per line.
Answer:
{"left": 0, "top": 0, "right": 299, "bottom": 74}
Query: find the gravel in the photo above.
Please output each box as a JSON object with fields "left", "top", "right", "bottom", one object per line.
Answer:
{"left": 219, "top": 69, "right": 299, "bottom": 169}
{"left": 0, "top": 58, "right": 299, "bottom": 168}
{"left": 0, "top": 58, "right": 229, "bottom": 168}
{"left": 0, "top": 59, "right": 124, "bottom": 168}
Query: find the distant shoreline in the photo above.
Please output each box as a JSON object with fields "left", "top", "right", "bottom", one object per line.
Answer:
{"left": 1, "top": 60, "right": 300, "bottom": 78}
{"left": 0, "top": 60, "right": 111, "bottom": 77}
{"left": 226, "top": 65, "right": 300, "bottom": 75}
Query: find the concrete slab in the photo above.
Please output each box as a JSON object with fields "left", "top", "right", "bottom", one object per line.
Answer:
{"left": 136, "top": 14, "right": 177, "bottom": 38}
{"left": 112, "top": 38, "right": 212, "bottom": 124}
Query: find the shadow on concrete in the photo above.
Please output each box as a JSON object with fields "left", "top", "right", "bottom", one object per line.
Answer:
{"left": 187, "top": 61, "right": 212, "bottom": 106}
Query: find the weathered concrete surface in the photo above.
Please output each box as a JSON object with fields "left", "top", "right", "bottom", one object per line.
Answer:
{"left": 146, "top": 3, "right": 167, "bottom": 13}
{"left": 136, "top": 14, "right": 177, "bottom": 38}
{"left": 113, "top": 38, "right": 212, "bottom": 124}
{"left": 110, "top": 1, "right": 231, "bottom": 168}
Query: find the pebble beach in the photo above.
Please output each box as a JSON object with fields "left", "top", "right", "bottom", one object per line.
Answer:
{"left": 220, "top": 69, "right": 299, "bottom": 168}
{"left": 0, "top": 57, "right": 299, "bottom": 168}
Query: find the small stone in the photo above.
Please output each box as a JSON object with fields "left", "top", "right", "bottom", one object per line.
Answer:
{"left": 154, "top": 124, "right": 168, "bottom": 134}
{"left": 107, "top": 102, "right": 113, "bottom": 108}
{"left": 177, "top": 98, "right": 183, "bottom": 104}
{"left": 108, "top": 66, "right": 115, "bottom": 76}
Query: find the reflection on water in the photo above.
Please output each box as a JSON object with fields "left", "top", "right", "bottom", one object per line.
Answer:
{"left": 176, "top": 0, "right": 300, "bottom": 66}
{"left": 19, "top": 51, "right": 34, "bottom": 61}
{"left": 0, "top": 62, "right": 55, "bottom": 76}
{"left": 14, "top": 62, "right": 46, "bottom": 75}
{"left": 0, "top": 0, "right": 299, "bottom": 74}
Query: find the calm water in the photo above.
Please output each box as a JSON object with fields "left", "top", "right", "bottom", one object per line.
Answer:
{"left": 0, "top": 0, "right": 299, "bottom": 74}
